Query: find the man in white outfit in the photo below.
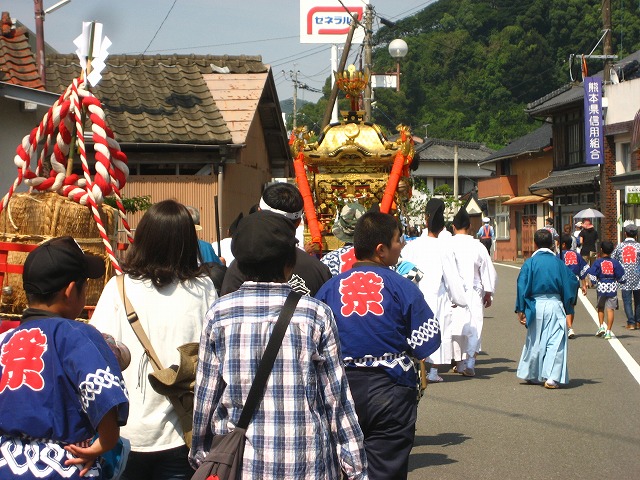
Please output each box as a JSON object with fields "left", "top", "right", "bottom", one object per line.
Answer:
{"left": 450, "top": 208, "right": 497, "bottom": 376}
{"left": 402, "top": 198, "right": 468, "bottom": 382}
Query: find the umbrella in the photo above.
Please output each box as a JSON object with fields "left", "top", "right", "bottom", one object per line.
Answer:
{"left": 573, "top": 208, "right": 605, "bottom": 219}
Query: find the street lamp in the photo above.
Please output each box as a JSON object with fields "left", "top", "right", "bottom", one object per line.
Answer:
{"left": 388, "top": 39, "right": 408, "bottom": 92}
{"left": 388, "top": 38, "right": 408, "bottom": 92}
{"left": 34, "top": 0, "right": 72, "bottom": 85}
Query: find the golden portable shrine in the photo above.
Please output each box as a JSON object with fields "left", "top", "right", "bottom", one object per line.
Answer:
{"left": 290, "top": 66, "right": 415, "bottom": 252}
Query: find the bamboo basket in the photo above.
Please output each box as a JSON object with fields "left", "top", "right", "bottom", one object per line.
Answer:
{"left": 0, "top": 192, "right": 116, "bottom": 318}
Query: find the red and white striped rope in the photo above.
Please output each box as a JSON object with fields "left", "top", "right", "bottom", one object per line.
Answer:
{"left": 0, "top": 76, "right": 131, "bottom": 272}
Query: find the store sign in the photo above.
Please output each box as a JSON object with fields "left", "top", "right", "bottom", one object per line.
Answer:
{"left": 584, "top": 77, "right": 604, "bottom": 165}
{"left": 300, "top": 0, "right": 366, "bottom": 44}
{"left": 626, "top": 186, "right": 640, "bottom": 204}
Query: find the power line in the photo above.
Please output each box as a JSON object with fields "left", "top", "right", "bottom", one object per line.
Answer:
{"left": 144, "top": 35, "right": 300, "bottom": 54}
{"left": 142, "top": 0, "right": 179, "bottom": 55}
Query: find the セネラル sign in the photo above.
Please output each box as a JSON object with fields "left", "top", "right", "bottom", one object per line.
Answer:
{"left": 300, "top": 0, "right": 367, "bottom": 44}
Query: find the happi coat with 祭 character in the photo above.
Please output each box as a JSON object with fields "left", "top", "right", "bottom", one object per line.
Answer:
{"left": 0, "top": 313, "right": 129, "bottom": 479}
{"left": 515, "top": 249, "right": 579, "bottom": 384}
{"left": 315, "top": 263, "right": 440, "bottom": 388}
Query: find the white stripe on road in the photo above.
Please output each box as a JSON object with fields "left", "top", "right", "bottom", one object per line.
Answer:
{"left": 577, "top": 292, "right": 640, "bottom": 385}
{"left": 496, "top": 262, "right": 640, "bottom": 386}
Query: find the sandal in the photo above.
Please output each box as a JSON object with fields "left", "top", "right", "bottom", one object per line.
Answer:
{"left": 427, "top": 375, "right": 444, "bottom": 383}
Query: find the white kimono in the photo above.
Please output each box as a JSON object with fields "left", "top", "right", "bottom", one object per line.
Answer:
{"left": 402, "top": 233, "right": 468, "bottom": 364}
{"left": 450, "top": 234, "right": 497, "bottom": 359}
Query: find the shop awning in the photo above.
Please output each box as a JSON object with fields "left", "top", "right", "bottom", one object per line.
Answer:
{"left": 502, "top": 195, "right": 551, "bottom": 205}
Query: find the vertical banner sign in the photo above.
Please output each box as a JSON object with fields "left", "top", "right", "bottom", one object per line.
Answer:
{"left": 584, "top": 77, "right": 604, "bottom": 165}
{"left": 300, "top": 0, "right": 367, "bottom": 44}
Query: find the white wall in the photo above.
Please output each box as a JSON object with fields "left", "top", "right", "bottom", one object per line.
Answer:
{"left": 605, "top": 77, "right": 640, "bottom": 125}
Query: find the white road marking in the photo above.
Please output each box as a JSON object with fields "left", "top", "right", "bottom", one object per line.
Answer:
{"left": 495, "top": 262, "right": 640, "bottom": 386}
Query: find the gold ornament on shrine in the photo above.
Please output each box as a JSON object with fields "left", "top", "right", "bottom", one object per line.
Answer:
{"left": 291, "top": 65, "right": 414, "bottom": 251}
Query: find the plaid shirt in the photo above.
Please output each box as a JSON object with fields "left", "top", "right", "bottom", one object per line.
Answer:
{"left": 190, "top": 282, "right": 368, "bottom": 479}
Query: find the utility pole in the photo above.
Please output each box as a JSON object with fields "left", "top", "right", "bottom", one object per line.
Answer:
{"left": 34, "top": 0, "right": 46, "bottom": 84}
{"left": 291, "top": 67, "right": 299, "bottom": 131}
{"left": 603, "top": 0, "right": 612, "bottom": 84}
{"left": 364, "top": 4, "right": 373, "bottom": 122}
{"left": 284, "top": 67, "right": 300, "bottom": 131}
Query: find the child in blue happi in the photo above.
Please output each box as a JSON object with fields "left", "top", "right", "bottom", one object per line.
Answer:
{"left": 586, "top": 240, "right": 625, "bottom": 340}
{"left": 0, "top": 237, "right": 129, "bottom": 479}
{"left": 558, "top": 234, "right": 589, "bottom": 338}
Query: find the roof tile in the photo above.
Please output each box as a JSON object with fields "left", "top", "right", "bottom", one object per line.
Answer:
{"left": 0, "top": 11, "right": 44, "bottom": 89}
{"left": 45, "top": 54, "right": 269, "bottom": 145}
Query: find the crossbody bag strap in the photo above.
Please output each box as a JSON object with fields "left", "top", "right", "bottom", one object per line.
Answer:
{"left": 236, "top": 290, "right": 302, "bottom": 430}
{"left": 116, "top": 274, "right": 191, "bottom": 432}
{"left": 116, "top": 274, "right": 164, "bottom": 372}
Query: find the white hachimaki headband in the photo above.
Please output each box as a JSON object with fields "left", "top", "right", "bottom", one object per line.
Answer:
{"left": 259, "top": 198, "right": 303, "bottom": 221}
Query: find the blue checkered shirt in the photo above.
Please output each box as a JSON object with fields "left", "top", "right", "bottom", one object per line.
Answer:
{"left": 190, "top": 282, "right": 368, "bottom": 479}
{"left": 612, "top": 238, "right": 640, "bottom": 290}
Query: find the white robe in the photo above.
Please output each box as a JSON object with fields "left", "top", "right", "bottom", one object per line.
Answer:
{"left": 449, "top": 234, "right": 497, "bottom": 358}
{"left": 402, "top": 233, "right": 468, "bottom": 364}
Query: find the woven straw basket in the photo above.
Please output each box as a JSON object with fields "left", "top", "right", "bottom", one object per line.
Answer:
{"left": 0, "top": 192, "right": 116, "bottom": 318}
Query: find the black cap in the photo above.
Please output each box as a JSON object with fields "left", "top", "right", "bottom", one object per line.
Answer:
{"left": 452, "top": 208, "right": 471, "bottom": 229}
{"left": 425, "top": 198, "right": 445, "bottom": 232}
{"left": 23, "top": 236, "right": 105, "bottom": 295}
{"left": 231, "top": 211, "right": 298, "bottom": 264}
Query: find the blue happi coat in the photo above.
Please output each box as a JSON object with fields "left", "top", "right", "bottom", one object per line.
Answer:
{"left": 0, "top": 313, "right": 129, "bottom": 479}
{"left": 316, "top": 263, "right": 440, "bottom": 388}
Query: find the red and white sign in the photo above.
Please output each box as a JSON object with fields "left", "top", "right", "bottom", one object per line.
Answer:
{"left": 300, "top": 0, "right": 367, "bottom": 44}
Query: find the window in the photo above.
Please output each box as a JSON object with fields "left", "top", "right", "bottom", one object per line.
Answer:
{"left": 499, "top": 159, "right": 511, "bottom": 176}
{"left": 553, "top": 111, "right": 584, "bottom": 168}
{"left": 621, "top": 142, "right": 632, "bottom": 172}
{"left": 495, "top": 200, "right": 510, "bottom": 240}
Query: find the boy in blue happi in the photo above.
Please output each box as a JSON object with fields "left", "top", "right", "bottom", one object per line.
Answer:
{"left": 0, "top": 236, "right": 129, "bottom": 479}
{"left": 558, "top": 234, "right": 589, "bottom": 339}
{"left": 316, "top": 212, "right": 441, "bottom": 479}
{"left": 587, "top": 240, "right": 626, "bottom": 340}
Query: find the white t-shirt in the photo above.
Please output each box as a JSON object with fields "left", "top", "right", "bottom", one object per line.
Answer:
{"left": 90, "top": 274, "right": 217, "bottom": 452}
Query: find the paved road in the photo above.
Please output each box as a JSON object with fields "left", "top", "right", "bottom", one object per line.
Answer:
{"left": 408, "top": 262, "right": 640, "bottom": 479}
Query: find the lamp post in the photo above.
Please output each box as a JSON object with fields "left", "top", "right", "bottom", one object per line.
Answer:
{"left": 34, "top": 0, "right": 72, "bottom": 85}
{"left": 388, "top": 38, "right": 408, "bottom": 92}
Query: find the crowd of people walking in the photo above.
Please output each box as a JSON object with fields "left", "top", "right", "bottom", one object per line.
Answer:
{"left": 1, "top": 182, "right": 636, "bottom": 479}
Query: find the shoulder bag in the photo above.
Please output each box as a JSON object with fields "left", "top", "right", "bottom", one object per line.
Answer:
{"left": 116, "top": 274, "right": 198, "bottom": 448}
{"left": 192, "top": 290, "right": 302, "bottom": 480}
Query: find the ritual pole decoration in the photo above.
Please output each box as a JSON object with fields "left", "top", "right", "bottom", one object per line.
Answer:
{"left": 290, "top": 128, "right": 323, "bottom": 251}
{"left": 0, "top": 22, "right": 133, "bottom": 273}
{"left": 380, "top": 125, "right": 414, "bottom": 214}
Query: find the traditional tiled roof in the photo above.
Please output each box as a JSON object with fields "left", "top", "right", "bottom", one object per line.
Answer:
{"left": 45, "top": 54, "right": 270, "bottom": 145}
{"left": 479, "top": 123, "right": 552, "bottom": 165}
{"left": 0, "top": 12, "right": 44, "bottom": 90}
{"left": 529, "top": 165, "right": 600, "bottom": 192}
{"left": 415, "top": 138, "right": 494, "bottom": 163}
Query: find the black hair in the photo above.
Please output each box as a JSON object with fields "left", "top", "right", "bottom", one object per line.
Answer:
{"left": 600, "top": 240, "right": 614, "bottom": 255}
{"left": 354, "top": 212, "right": 401, "bottom": 260}
{"left": 534, "top": 228, "right": 553, "bottom": 249}
{"left": 26, "top": 277, "right": 87, "bottom": 305}
{"left": 123, "top": 199, "right": 204, "bottom": 288}
{"left": 560, "top": 234, "right": 574, "bottom": 249}
{"left": 262, "top": 183, "right": 303, "bottom": 213}
{"left": 237, "top": 247, "right": 297, "bottom": 282}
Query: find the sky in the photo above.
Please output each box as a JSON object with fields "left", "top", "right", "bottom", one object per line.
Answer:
{"left": 4, "top": 0, "right": 436, "bottom": 103}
